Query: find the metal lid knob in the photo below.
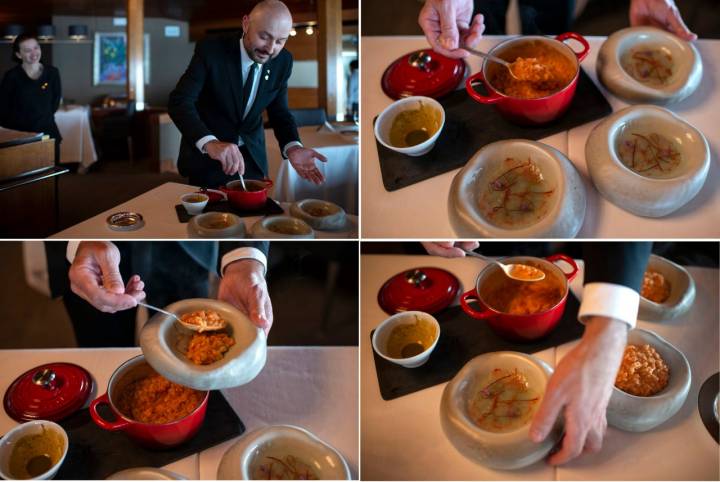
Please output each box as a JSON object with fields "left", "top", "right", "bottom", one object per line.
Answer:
{"left": 32, "top": 368, "right": 56, "bottom": 388}
{"left": 408, "top": 51, "right": 433, "bottom": 72}
{"left": 405, "top": 269, "right": 428, "bottom": 287}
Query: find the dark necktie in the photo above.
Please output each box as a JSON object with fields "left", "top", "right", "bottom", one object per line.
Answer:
{"left": 241, "top": 62, "right": 259, "bottom": 117}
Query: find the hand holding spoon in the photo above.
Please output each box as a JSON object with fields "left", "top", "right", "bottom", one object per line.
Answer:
{"left": 461, "top": 249, "right": 546, "bottom": 282}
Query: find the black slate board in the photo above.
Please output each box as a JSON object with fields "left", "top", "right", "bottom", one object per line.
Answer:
{"left": 375, "top": 67, "right": 612, "bottom": 191}
{"left": 371, "top": 294, "right": 584, "bottom": 401}
{"left": 698, "top": 372, "right": 719, "bottom": 444}
{"left": 53, "top": 390, "right": 244, "bottom": 479}
{"left": 175, "top": 198, "right": 284, "bottom": 223}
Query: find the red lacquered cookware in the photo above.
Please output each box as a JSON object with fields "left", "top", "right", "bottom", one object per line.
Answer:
{"left": 465, "top": 33, "right": 590, "bottom": 125}
{"left": 377, "top": 267, "right": 460, "bottom": 315}
{"left": 460, "top": 254, "right": 578, "bottom": 342}
{"left": 382, "top": 49, "right": 467, "bottom": 99}
{"left": 89, "top": 355, "right": 208, "bottom": 449}
{"left": 219, "top": 179, "right": 273, "bottom": 211}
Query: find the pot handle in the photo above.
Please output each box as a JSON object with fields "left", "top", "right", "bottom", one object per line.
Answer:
{"left": 262, "top": 178, "right": 274, "bottom": 188}
{"left": 204, "top": 188, "right": 227, "bottom": 201}
{"left": 545, "top": 254, "right": 579, "bottom": 282}
{"left": 460, "top": 289, "right": 494, "bottom": 319}
{"left": 555, "top": 32, "right": 590, "bottom": 63}
{"left": 465, "top": 71, "right": 503, "bottom": 104}
{"left": 89, "top": 393, "right": 130, "bottom": 431}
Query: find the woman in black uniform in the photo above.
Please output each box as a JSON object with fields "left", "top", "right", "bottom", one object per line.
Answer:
{"left": 0, "top": 34, "right": 63, "bottom": 164}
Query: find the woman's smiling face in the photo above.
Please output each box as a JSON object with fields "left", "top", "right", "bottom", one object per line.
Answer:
{"left": 16, "top": 38, "right": 42, "bottom": 65}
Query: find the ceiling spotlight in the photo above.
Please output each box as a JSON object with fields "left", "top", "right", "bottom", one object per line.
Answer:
{"left": 290, "top": 28, "right": 297, "bottom": 37}
{"left": 305, "top": 26, "right": 314, "bottom": 35}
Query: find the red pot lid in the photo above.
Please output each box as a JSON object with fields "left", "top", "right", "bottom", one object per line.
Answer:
{"left": 378, "top": 267, "right": 460, "bottom": 315}
{"left": 3, "top": 363, "right": 94, "bottom": 422}
{"left": 381, "top": 49, "right": 466, "bottom": 100}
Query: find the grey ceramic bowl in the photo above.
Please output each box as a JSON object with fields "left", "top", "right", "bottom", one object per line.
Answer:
{"left": 217, "top": 425, "right": 351, "bottom": 480}
{"left": 250, "top": 216, "right": 315, "bottom": 239}
{"left": 139, "top": 298, "right": 267, "bottom": 390}
{"left": 585, "top": 105, "right": 710, "bottom": 218}
{"left": 607, "top": 328, "right": 691, "bottom": 432}
{"left": 187, "top": 212, "right": 246, "bottom": 238}
{"left": 639, "top": 254, "right": 696, "bottom": 321}
{"left": 440, "top": 352, "right": 561, "bottom": 470}
{"left": 597, "top": 26, "right": 702, "bottom": 105}
{"left": 448, "top": 139, "right": 586, "bottom": 238}
{"left": 289, "top": 199, "right": 347, "bottom": 231}
{"left": 107, "top": 468, "right": 187, "bottom": 480}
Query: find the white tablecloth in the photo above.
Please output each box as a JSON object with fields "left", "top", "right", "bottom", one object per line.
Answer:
{"left": 361, "top": 36, "right": 720, "bottom": 238}
{"left": 50, "top": 182, "right": 358, "bottom": 239}
{"left": 265, "top": 125, "right": 359, "bottom": 214}
{"left": 55, "top": 105, "right": 97, "bottom": 172}
{"left": 0, "top": 346, "right": 358, "bottom": 480}
{"left": 361, "top": 254, "right": 719, "bottom": 480}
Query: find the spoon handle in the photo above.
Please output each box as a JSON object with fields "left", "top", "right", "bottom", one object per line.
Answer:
{"left": 239, "top": 174, "right": 247, "bottom": 191}
{"left": 461, "top": 248, "right": 492, "bottom": 262}
{"left": 137, "top": 301, "right": 179, "bottom": 321}
{"left": 463, "top": 45, "right": 512, "bottom": 68}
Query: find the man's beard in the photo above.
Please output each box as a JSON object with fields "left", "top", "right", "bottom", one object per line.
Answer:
{"left": 250, "top": 49, "right": 275, "bottom": 64}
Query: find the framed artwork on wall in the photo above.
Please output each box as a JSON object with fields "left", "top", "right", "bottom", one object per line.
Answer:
{"left": 93, "top": 32, "right": 150, "bottom": 85}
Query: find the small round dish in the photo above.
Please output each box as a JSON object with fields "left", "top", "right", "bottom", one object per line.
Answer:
{"left": 597, "top": 26, "right": 702, "bottom": 104}
{"left": 139, "top": 298, "right": 267, "bottom": 390}
{"left": 250, "top": 216, "right": 315, "bottom": 239}
{"left": 187, "top": 212, "right": 246, "bottom": 238}
{"left": 449, "top": 139, "right": 586, "bottom": 238}
{"left": 374, "top": 96, "right": 445, "bottom": 157}
{"left": 107, "top": 467, "right": 187, "bottom": 480}
{"left": 638, "top": 254, "right": 696, "bottom": 321}
{"left": 585, "top": 105, "right": 710, "bottom": 217}
{"left": 607, "top": 328, "right": 691, "bottom": 432}
{"left": 440, "top": 351, "right": 560, "bottom": 470}
{"left": 289, "top": 199, "right": 347, "bottom": 231}
{"left": 106, "top": 212, "right": 144, "bottom": 232}
{"left": 0, "top": 420, "right": 69, "bottom": 480}
{"left": 217, "top": 425, "right": 351, "bottom": 480}
{"left": 371, "top": 311, "right": 440, "bottom": 368}
{"left": 181, "top": 193, "right": 209, "bottom": 215}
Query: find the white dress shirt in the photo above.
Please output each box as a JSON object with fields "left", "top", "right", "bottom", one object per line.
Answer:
{"left": 195, "top": 39, "right": 302, "bottom": 159}
{"left": 66, "top": 242, "right": 267, "bottom": 277}
{"left": 578, "top": 282, "right": 640, "bottom": 329}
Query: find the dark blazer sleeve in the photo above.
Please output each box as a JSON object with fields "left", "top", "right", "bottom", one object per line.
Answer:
{"left": 582, "top": 242, "right": 652, "bottom": 292}
{"left": 217, "top": 241, "right": 270, "bottom": 274}
{"left": 266, "top": 55, "right": 300, "bottom": 153}
{"left": 0, "top": 69, "right": 14, "bottom": 127}
{"left": 168, "top": 40, "right": 214, "bottom": 145}
{"left": 45, "top": 241, "right": 71, "bottom": 298}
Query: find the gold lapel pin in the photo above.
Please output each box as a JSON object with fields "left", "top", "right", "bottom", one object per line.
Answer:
{"left": 41, "top": 82, "right": 48, "bottom": 90}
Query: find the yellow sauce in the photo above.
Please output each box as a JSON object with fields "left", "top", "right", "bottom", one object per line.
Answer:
{"left": 386, "top": 315, "right": 437, "bottom": 359}
{"left": 388, "top": 102, "right": 442, "bottom": 148}
{"left": 8, "top": 426, "right": 64, "bottom": 479}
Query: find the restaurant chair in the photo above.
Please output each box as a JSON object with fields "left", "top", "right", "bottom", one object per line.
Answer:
{"left": 289, "top": 108, "right": 327, "bottom": 127}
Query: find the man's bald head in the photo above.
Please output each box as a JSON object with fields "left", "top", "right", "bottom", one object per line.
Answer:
{"left": 242, "top": 0, "right": 293, "bottom": 63}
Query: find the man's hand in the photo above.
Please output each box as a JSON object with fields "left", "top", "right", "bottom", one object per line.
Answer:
{"left": 418, "top": 0, "right": 485, "bottom": 59}
{"left": 421, "top": 241, "right": 480, "bottom": 258}
{"left": 218, "top": 259, "right": 273, "bottom": 335}
{"left": 68, "top": 241, "right": 145, "bottom": 313}
{"left": 205, "top": 140, "right": 245, "bottom": 176}
{"left": 286, "top": 146, "right": 328, "bottom": 185}
{"left": 630, "top": 0, "right": 697, "bottom": 41}
{"left": 529, "top": 316, "right": 628, "bottom": 465}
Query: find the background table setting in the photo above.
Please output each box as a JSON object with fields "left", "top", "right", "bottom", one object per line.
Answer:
{"left": 361, "top": 35, "right": 720, "bottom": 238}
{"left": 54, "top": 105, "right": 98, "bottom": 173}
{"left": 361, "top": 253, "right": 719, "bottom": 480}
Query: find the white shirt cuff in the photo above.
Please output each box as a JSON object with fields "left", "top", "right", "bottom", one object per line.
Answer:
{"left": 578, "top": 282, "right": 639, "bottom": 330}
{"left": 282, "top": 141, "right": 303, "bottom": 159}
{"left": 66, "top": 241, "right": 81, "bottom": 263}
{"left": 221, "top": 247, "right": 267, "bottom": 277}
{"left": 196, "top": 135, "right": 218, "bottom": 153}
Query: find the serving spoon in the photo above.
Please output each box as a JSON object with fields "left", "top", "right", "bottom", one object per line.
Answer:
{"left": 137, "top": 301, "right": 203, "bottom": 332}
{"left": 461, "top": 249, "right": 546, "bottom": 282}
{"left": 463, "top": 44, "right": 548, "bottom": 82}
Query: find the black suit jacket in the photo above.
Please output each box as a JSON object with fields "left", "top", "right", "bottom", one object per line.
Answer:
{"left": 582, "top": 242, "right": 652, "bottom": 292}
{"left": 168, "top": 32, "right": 300, "bottom": 187}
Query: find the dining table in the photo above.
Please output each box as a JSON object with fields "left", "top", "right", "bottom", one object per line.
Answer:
{"left": 54, "top": 105, "right": 98, "bottom": 173}
{"left": 361, "top": 35, "right": 720, "bottom": 238}
{"left": 361, "top": 254, "right": 719, "bottom": 480}
{"left": 50, "top": 182, "right": 358, "bottom": 239}
{"left": 265, "top": 124, "right": 359, "bottom": 214}
{"left": 0, "top": 346, "right": 358, "bottom": 480}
